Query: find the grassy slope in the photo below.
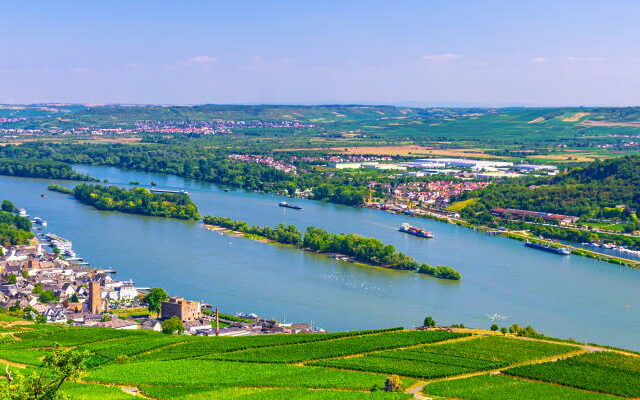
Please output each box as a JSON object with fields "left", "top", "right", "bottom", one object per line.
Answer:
{"left": 0, "top": 323, "right": 638, "bottom": 399}
{"left": 423, "top": 374, "right": 621, "bottom": 400}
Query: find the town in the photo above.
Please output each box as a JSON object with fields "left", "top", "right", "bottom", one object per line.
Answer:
{"left": 0, "top": 210, "right": 317, "bottom": 337}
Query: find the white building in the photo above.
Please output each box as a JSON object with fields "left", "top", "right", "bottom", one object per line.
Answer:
{"left": 415, "top": 158, "right": 513, "bottom": 169}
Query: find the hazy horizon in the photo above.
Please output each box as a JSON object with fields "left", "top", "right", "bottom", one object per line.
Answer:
{"left": 2, "top": 0, "right": 639, "bottom": 106}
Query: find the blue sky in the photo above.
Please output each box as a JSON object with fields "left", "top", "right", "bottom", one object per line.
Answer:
{"left": 0, "top": 1, "right": 638, "bottom": 106}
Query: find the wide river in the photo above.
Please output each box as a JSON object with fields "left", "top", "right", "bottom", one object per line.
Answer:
{"left": 2, "top": 165, "right": 639, "bottom": 350}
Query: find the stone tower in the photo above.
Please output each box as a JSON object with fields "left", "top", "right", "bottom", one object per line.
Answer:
{"left": 88, "top": 281, "right": 102, "bottom": 314}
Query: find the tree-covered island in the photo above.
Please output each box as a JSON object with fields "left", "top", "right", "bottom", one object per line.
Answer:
{"left": 49, "top": 184, "right": 200, "bottom": 220}
{"left": 203, "top": 215, "right": 461, "bottom": 280}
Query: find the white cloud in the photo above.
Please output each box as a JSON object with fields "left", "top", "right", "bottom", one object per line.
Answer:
{"left": 180, "top": 56, "right": 218, "bottom": 66}
{"left": 532, "top": 57, "right": 547, "bottom": 63}
{"left": 71, "top": 67, "right": 90, "bottom": 73}
{"left": 564, "top": 56, "right": 605, "bottom": 63}
{"left": 421, "top": 53, "right": 462, "bottom": 62}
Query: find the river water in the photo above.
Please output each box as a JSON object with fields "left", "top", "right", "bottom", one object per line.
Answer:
{"left": 1, "top": 165, "right": 639, "bottom": 350}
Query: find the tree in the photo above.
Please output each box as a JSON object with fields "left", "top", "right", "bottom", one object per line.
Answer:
{"left": 69, "top": 293, "right": 79, "bottom": 303}
{"left": 423, "top": 316, "right": 436, "bottom": 328}
{"left": 161, "top": 316, "right": 185, "bottom": 334}
{"left": 384, "top": 375, "right": 401, "bottom": 392}
{"left": 6, "top": 273, "right": 17, "bottom": 284}
{"left": 1, "top": 200, "right": 14, "bottom": 212}
{"left": 500, "top": 327, "right": 508, "bottom": 335}
{"left": 145, "top": 288, "right": 169, "bottom": 317}
{"left": 490, "top": 324, "right": 499, "bottom": 331}
{"left": 38, "top": 290, "right": 58, "bottom": 304}
{"left": 1, "top": 346, "right": 90, "bottom": 400}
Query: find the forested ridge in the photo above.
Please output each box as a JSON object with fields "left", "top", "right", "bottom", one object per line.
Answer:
{"left": 460, "top": 156, "right": 640, "bottom": 221}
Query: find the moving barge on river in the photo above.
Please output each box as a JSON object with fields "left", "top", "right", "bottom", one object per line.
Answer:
{"left": 399, "top": 223, "right": 434, "bottom": 238}
{"left": 279, "top": 201, "right": 302, "bottom": 210}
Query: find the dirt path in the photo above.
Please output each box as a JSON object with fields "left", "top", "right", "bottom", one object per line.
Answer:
{"left": 0, "top": 358, "right": 27, "bottom": 368}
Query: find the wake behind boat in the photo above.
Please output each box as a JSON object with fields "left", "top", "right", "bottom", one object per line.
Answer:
{"left": 279, "top": 201, "right": 302, "bottom": 210}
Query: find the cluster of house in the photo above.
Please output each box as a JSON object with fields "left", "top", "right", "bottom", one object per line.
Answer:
{"left": 0, "top": 243, "right": 314, "bottom": 336}
{"left": 291, "top": 155, "right": 391, "bottom": 163}
{"left": 228, "top": 154, "right": 298, "bottom": 174}
{"left": 0, "top": 243, "right": 140, "bottom": 325}
{"left": 367, "top": 180, "right": 490, "bottom": 208}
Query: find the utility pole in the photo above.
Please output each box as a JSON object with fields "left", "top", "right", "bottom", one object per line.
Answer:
{"left": 215, "top": 307, "right": 219, "bottom": 336}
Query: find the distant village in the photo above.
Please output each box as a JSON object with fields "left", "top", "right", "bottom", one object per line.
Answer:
{"left": 0, "top": 214, "right": 317, "bottom": 336}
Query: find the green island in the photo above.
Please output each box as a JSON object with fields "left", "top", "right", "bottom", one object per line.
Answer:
{"left": 202, "top": 215, "right": 461, "bottom": 280}
{"left": 0, "top": 318, "right": 638, "bottom": 399}
{"left": 48, "top": 184, "right": 201, "bottom": 220}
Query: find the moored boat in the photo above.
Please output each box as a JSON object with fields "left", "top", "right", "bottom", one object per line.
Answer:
{"left": 524, "top": 241, "right": 571, "bottom": 255}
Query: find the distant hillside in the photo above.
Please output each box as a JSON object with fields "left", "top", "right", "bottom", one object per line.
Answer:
{"left": 460, "top": 155, "right": 640, "bottom": 219}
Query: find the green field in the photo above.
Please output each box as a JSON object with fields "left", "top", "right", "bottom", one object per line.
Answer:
{"left": 133, "top": 327, "right": 403, "bottom": 361}
{"left": 506, "top": 351, "right": 640, "bottom": 397}
{"left": 0, "top": 322, "right": 637, "bottom": 399}
{"left": 423, "top": 374, "right": 621, "bottom": 400}
{"left": 208, "top": 330, "right": 464, "bottom": 363}
{"left": 140, "top": 386, "right": 411, "bottom": 400}
{"left": 309, "top": 336, "right": 575, "bottom": 379}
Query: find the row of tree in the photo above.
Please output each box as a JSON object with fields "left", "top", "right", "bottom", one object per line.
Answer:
{"left": 0, "top": 143, "right": 370, "bottom": 206}
{"left": 0, "top": 158, "right": 97, "bottom": 181}
{"left": 203, "top": 216, "right": 303, "bottom": 245}
{"left": 72, "top": 184, "right": 201, "bottom": 220}
{"left": 203, "top": 216, "right": 461, "bottom": 280}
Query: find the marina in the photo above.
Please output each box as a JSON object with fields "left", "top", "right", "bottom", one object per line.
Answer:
{"left": 1, "top": 165, "right": 639, "bottom": 350}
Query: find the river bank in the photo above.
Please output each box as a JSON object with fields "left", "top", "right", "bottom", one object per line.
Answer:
{"left": 2, "top": 167, "right": 639, "bottom": 350}
{"left": 364, "top": 203, "right": 640, "bottom": 268}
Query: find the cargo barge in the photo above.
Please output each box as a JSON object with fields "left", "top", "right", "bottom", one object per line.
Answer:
{"left": 279, "top": 201, "right": 302, "bottom": 210}
{"left": 399, "top": 223, "right": 434, "bottom": 238}
{"left": 524, "top": 241, "right": 571, "bottom": 255}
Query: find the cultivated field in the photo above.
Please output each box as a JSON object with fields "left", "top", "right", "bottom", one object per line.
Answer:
{"left": 0, "top": 323, "right": 638, "bottom": 399}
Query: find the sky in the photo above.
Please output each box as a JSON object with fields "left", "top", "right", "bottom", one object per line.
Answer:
{"left": 1, "top": 0, "right": 639, "bottom": 106}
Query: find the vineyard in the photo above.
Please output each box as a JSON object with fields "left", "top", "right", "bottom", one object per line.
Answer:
{"left": 0, "top": 323, "right": 638, "bottom": 399}
{"left": 505, "top": 351, "right": 640, "bottom": 397}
